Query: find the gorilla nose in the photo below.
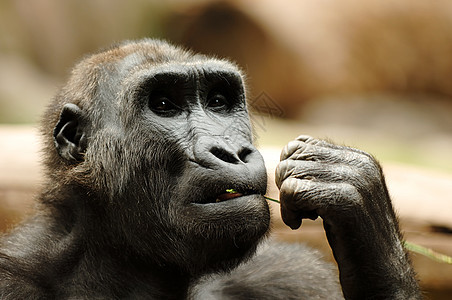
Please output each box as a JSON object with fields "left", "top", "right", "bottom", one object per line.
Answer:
{"left": 193, "top": 136, "right": 256, "bottom": 169}
{"left": 210, "top": 146, "right": 240, "bottom": 164}
{"left": 209, "top": 146, "right": 253, "bottom": 164}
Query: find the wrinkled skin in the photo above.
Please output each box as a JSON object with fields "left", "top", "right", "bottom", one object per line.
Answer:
{"left": 276, "top": 135, "right": 421, "bottom": 299}
{"left": 0, "top": 39, "right": 420, "bottom": 299}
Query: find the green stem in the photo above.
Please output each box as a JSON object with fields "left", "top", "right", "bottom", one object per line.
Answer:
{"left": 264, "top": 196, "right": 280, "bottom": 203}
{"left": 262, "top": 195, "right": 452, "bottom": 265}
{"left": 403, "top": 241, "right": 452, "bottom": 264}
{"left": 226, "top": 189, "right": 280, "bottom": 203}
{"left": 228, "top": 189, "right": 452, "bottom": 264}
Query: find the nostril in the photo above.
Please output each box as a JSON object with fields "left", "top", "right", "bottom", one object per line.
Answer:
{"left": 238, "top": 147, "right": 253, "bottom": 163}
{"left": 210, "top": 147, "right": 239, "bottom": 164}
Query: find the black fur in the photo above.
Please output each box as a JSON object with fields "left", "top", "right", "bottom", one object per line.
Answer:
{"left": 0, "top": 39, "right": 421, "bottom": 299}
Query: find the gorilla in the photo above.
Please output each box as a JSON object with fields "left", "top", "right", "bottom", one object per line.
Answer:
{"left": 0, "top": 39, "right": 421, "bottom": 299}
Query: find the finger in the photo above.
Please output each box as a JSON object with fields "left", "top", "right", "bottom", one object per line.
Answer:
{"left": 275, "top": 159, "right": 333, "bottom": 189}
{"left": 295, "top": 135, "right": 341, "bottom": 150}
{"left": 296, "top": 135, "right": 379, "bottom": 160}
{"left": 301, "top": 210, "right": 319, "bottom": 220}
{"left": 279, "top": 179, "right": 318, "bottom": 229}
{"left": 280, "top": 204, "right": 303, "bottom": 230}
{"left": 279, "top": 178, "right": 319, "bottom": 211}
{"left": 279, "top": 177, "right": 361, "bottom": 219}
{"left": 280, "top": 137, "right": 341, "bottom": 163}
{"left": 278, "top": 177, "right": 302, "bottom": 229}
{"left": 280, "top": 136, "right": 332, "bottom": 161}
{"left": 280, "top": 140, "right": 304, "bottom": 161}
{"left": 281, "top": 141, "right": 376, "bottom": 174}
{"left": 286, "top": 143, "right": 338, "bottom": 163}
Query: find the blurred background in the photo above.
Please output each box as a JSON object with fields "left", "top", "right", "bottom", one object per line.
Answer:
{"left": 0, "top": 0, "right": 451, "bottom": 298}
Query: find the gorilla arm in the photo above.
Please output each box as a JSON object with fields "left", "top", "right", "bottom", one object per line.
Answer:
{"left": 189, "top": 242, "right": 344, "bottom": 300}
{"left": 276, "top": 136, "right": 421, "bottom": 299}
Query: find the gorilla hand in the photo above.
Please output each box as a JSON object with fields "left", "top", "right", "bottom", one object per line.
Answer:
{"left": 275, "top": 135, "right": 392, "bottom": 230}
{"left": 275, "top": 135, "right": 421, "bottom": 300}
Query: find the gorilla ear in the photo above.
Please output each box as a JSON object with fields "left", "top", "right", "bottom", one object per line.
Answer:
{"left": 53, "top": 103, "right": 87, "bottom": 162}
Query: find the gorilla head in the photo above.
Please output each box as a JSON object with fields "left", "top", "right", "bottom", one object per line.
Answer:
{"left": 42, "top": 39, "right": 270, "bottom": 277}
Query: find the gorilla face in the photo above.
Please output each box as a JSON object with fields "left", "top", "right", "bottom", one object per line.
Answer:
{"left": 52, "top": 40, "right": 270, "bottom": 276}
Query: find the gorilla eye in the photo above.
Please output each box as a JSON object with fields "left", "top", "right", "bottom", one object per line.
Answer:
{"left": 148, "top": 95, "right": 178, "bottom": 115}
{"left": 207, "top": 93, "right": 229, "bottom": 110}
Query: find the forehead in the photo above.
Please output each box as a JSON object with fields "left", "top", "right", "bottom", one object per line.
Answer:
{"left": 91, "top": 40, "right": 243, "bottom": 81}
{"left": 118, "top": 57, "right": 243, "bottom": 87}
{"left": 85, "top": 41, "right": 245, "bottom": 108}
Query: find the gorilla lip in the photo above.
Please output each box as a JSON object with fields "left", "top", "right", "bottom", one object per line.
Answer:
{"left": 216, "top": 192, "right": 243, "bottom": 203}
{"left": 214, "top": 188, "right": 263, "bottom": 203}
{"left": 191, "top": 188, "right": 262, "bottom": 205}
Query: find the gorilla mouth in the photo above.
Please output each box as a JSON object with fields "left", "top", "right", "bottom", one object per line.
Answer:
{"left": 211, "top": 188, "right": 263, "bottom": 204}
{"left": 192, "top": 188, "right": 261, "bottom": 205}
{"left": 215, "top": 191, "right": 243, "bottom": 203}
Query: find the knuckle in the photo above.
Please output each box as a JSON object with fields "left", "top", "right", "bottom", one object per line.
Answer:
{"left": 275, "top": 159, "right": 289, "bottom": 175}
{"left": 280, "top": 140, "right": 304, "bottom": 161}
{"left": 275, "top": 160, "right": 294, "bottom": 188}
{"left": 357, "top": 152, "right": 381, "bottom": 177}
{"left": 359, "top": 152, "right": 376, "bottom": 165}
{"left": 295, "top": 135, "right": 312, "bottom": 142}
{"left": 292, "top": 143, "right": 333, "bottom": 163}
{"left": 288, "top": 160, "right": 321, "bottom": 181}
{"left": 295, "top": 135, "right": 322, "bottom": 147}
{"left": 340, "top": 183, "right": 362, "bottom": 204}
{"left": 321, "top": 182, "right": 363, "bottom": 209}
{"left": 293, "top": 143, "right": 319, "bottom": 161}
{"left": 280, "top": 178, "right": 312, "bottom": 204}
{"left": 278, "top": 179, "right": 298, "bottom": 202}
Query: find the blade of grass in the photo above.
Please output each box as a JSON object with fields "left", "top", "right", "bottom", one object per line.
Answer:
{"left": 225, "top": 189, "right": 280, "bottom": 203}
{"left": 404, "top": 241, "right": 452, "bottom": 264}
{"left": 227, "top": 189, "right": 452, "bottom": 264}
{"left": 262, "top": 194, "right": 452, "bottom": 264}
{"left": 264, "top": 196, "right": 280, "bottom": 203}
